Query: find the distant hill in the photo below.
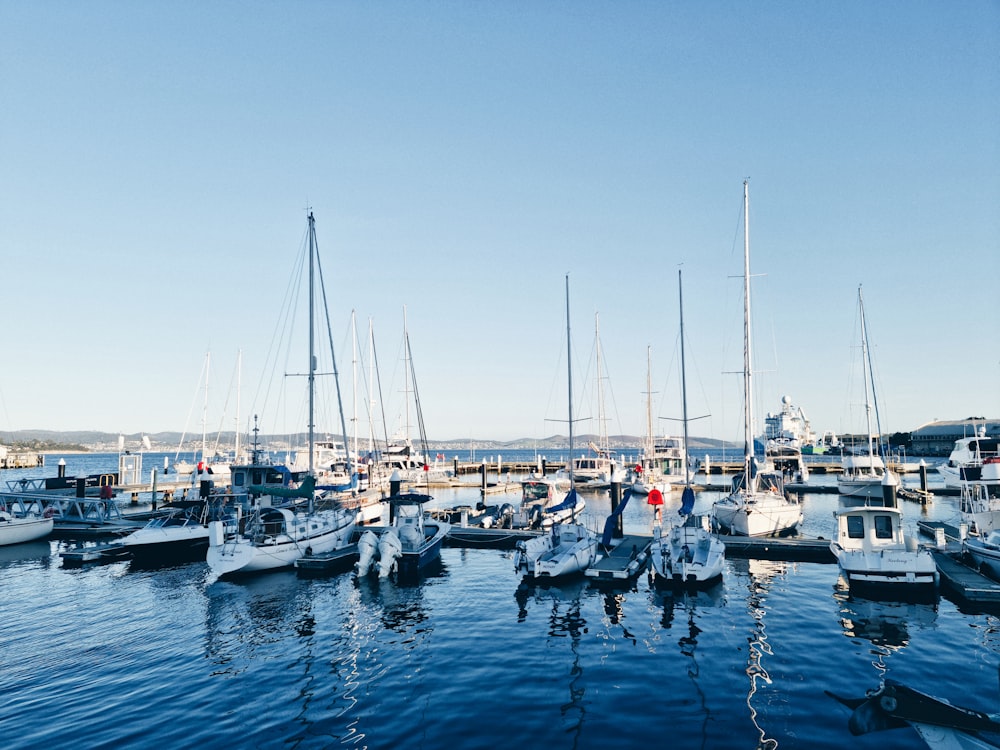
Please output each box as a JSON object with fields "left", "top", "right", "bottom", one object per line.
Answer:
{"left": 0, "top": 429, "right": 734, "bottom": 452}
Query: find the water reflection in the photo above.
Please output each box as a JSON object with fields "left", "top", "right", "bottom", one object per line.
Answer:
{"left": 651, "top": 584, "right": 725, "bottom": 749}
{"left": 731, "top": 557, "right": 789, "bottom": 750}
{"left": 513, "top": 577, "right": 589, "bottom": 742}
{"left": 0, "top": 539, "right": 51, "bottom": 569}
{"left": 834, "top": 588, "right": 939, "bottom": 682}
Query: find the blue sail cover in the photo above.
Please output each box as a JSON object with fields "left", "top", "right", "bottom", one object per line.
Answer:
{"left": 601, "top": 488, "right": 632, "bottom": 546}
{"left": 546, "top": 488, "right": 579, "bottom": 516}
{"left": 679, "top": 486, "right": 696, "bottom": 516}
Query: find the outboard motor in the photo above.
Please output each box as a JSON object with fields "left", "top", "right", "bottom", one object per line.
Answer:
{"left": 356, "top": 529, "right": 380, "bottom": 576}
{"left": 377, "top": 528, "right": 402, "bottom": 579}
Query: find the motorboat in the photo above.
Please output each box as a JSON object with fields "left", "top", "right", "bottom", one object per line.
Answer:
{"left": 964, "top": 530, "right": 1000, "bottom": 580}
{"left": 0, "top": 496, "right": 53, "bottom": 546}
{"left": 711, "top": 182, "right": 802, "bottom": 538}
{"left": 939, "top": 429, "right": 1000, "bottom": 493}
{"left": 356, "top": 492, "right": 450, "bottom": 579}
{"left": 958, "top": 481, "right": 1000, "bottom": 537}
{"left": 118, "top": 502, "right": 235, "bottom": 563}
{"left": 830, "top": 499, "right": 938, "bottom": 596}
{"left": 514, "top": 522, "right": 599, "bottom": 580}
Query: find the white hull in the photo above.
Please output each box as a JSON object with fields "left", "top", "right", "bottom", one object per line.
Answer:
{"left": 831, "top": 503, "right": 938, "bottom": 594}
{"left": 831, "top": 544, "right": 938, "bottom": 588}
{"left": 712, "top": 492, "right": 802, "bottom": 537}
{"left": 0, "top": 514, "right": 54, "bottom": 546}
{"left": 650, "top": 518, "right": 724, "bottom": 585}
{"left": 514, "top": 523, "right": 598, "bottom": 579}
{"left": 965, "top": 533, "right": 1000, "bottom": 579}
{"left": 207, "top": 508, "right": 356, "bottom": 576}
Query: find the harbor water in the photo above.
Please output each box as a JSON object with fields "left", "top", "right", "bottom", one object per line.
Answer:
{"left": 2, "top": 451, "right": 996, "bottom": 749}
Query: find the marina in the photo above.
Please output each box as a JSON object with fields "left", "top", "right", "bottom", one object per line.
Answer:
{"left": 3, "top": 450, "right": 1000, "bottom": 749}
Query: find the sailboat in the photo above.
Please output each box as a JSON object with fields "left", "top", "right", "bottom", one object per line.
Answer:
{"left": 712, "top": 182, "right": 803, "bottom": 537}
{"left": 651, "top": 270, "right": 725, "bottom": 587}
{"left": 205, "top": 212, "right": 357, "bottom": 577}
{"left": 837, "top": 286, "right": 898, "bottom": 502}
{"left": 830, "top": 287, "right": 937, "bottom": 597}
{"left": 514, "top": 275, "right": 597, "bottom": 579}
{"left": 629, "top": 347, "right": 685, "bottom": 496}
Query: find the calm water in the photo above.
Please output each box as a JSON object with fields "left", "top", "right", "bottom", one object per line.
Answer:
{"left": 2, "top": 452, "right": 995, "bottom": 749}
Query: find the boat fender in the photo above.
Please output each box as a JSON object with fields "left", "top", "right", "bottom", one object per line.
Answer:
{"left": 43, "top": 507, "right": 58, "bottom": 518}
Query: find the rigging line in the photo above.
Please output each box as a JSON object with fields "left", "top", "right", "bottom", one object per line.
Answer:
{"left": 313, "top": 224, "right": 351, "bottom": 450}
{"left": 175, "top": 352, "right": 210, "bottom": 461}
{"left": 406, "top": 331, "right": 431, "bottom": 463}
{"left": 370, "top": 325, "right": 391, "bottom": 454}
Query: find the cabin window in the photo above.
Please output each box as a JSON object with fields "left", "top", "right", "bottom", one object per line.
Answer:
{"left": 874, "top": 515, "right": 893, "bottom": 539}
{"left": 847, "top": 515, "right": 865, "bottom": 539}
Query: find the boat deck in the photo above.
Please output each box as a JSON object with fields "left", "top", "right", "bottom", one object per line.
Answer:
{"left": 585, "top": 534, "right": 651, "bottom": 581}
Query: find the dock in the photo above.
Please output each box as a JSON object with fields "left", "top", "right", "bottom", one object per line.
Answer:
{"left": 60, "top": 543, "right": 131, "bottom": 566}
{"left": 719, "top": 534, "right": 837, "bottom": 563}
{"left": 585, "top": 534, "right": 651, "bottom": 582}
{"left": 931, "top": 549, "right": 1000, "bottom": 605}
{"left": 295, "top": 543, "right": 359, "bottom": 575}
{"left": 445, "top": 525, "right": 543, "bottom": 549}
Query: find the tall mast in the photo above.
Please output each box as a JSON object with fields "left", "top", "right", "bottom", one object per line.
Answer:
{"left": 351, "top": 310, "right": 358, "bottom": 469}
{"left": 644, "top": 345, "right": 653, "bottom": 458}
{"left": 234, "top": 349, "right": 242, "bottom": 461}
{"left": 307, "top": 211, "right": 316, "bottom": 479}
{"left": 679, "top": 269, "right": 691, "bottom": 489}
{"left": 566, "top": 274, "right": 575, "bottom": 489}
{"left": 596, "top": 312, "right": 607, "bottom": 453}
{"left": 742, "top": 180, "right": 755, "bottom": 481}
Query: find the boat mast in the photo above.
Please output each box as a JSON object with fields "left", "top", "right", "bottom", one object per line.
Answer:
{"left": 644, "top": 345, "right": 653, "bottom": 460}
{"left": 566, "top": 274, "right": 575, "bottom": 490}
{"left": 235, "top": 349, "right": 242, "bottom": 461}
{"left": 307, "top": 211, "right": 316, "bottom": 481}
{"left": 596, "top": 312, "right": 607, "bottom": 454}
{"left": 857, "top": 286, "right": 875, "bottom": 466}
{"left": 742, "top": 180, "right": 755, "bottom": 483}
{"left": 679, "top": 269, "right": 692, "bottom": 489}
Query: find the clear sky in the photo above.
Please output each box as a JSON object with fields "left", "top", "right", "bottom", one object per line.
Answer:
{"left": 1, "top": 1, "right": 998, "bottom": 446}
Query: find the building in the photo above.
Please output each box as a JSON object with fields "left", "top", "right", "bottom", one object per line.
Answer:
{"left": 910, "top": 419, "right": 1000, "bottom": 456}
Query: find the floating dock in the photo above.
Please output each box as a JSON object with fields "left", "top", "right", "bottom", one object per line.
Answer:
{"left": 60, "top": 543, "right": 132, "bottom": 566}
{"left": 931, "top": 549, "right": 1000, "bottom": 605}
{"left": 585, "top": 534, "right": 651, "bottom": 582}
{"left": 719, "top": 534, "right": 837, "bottom": 563}
{"left": 295, "top": 543, "right": 360, "bottom": 575}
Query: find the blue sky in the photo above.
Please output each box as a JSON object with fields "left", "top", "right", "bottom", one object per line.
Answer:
{"left": 1, "top": 1, "right": 997, "bottom": 445}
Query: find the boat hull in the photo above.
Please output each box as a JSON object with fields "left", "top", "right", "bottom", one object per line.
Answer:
{"left": 712, "top": 494, "right": 802, "bottom": 537}
{"left": 207, "top": 511, "right": 356, "bottom": 577}
{"left": 650, "top": 521, "right": 725, "bottom": 587}
{"left": 0, "top": 515, "right": 54, "bottom": 546}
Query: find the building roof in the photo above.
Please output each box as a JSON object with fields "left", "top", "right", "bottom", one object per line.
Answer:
{"left": 911, "top": 419, "right": 1000, "bottom": 438}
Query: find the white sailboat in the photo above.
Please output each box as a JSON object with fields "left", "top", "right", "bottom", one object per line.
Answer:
{"left": 712, "top": 182, "right": 803, "bottom": 537}
{"left": 651, "top": 270, "right": 725, "bottom": 587}
{"left": 0, "top": 496, "right": 53, "bottom": 546}
{"left": 830, "top": 287, "right": 936, "bottom": 597}
{"left": 206, "top": 212, "right": 357, "bottom": 577}
{"left": 837, "top": 287, "right": 898, "bottom": 502}
{"left": 514, "top": 275, "right": 596, "bottom": 579}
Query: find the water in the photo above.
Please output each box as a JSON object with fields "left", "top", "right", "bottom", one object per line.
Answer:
{"left": 1, "top": 451, "right": 994, "bottom": 749}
